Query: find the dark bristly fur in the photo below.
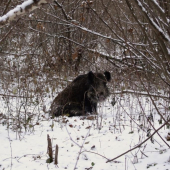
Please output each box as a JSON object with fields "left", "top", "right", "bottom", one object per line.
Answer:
{"left": 50, "top": 71, "right": 111, "bottom": 117}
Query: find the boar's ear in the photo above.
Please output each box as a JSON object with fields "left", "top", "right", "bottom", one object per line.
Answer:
{"left": 104, "top": 71, "right": 111, "bottom": 82}
{"left": 88, "top": 71, "right": 95, "bottom": 84}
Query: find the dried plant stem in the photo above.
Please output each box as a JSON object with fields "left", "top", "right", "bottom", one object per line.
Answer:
{"left": 72, "top": 125, "right": 91, "bottom": 170}
{"left": 47, "top": 134, "right": 53, "bottom": 162}
{"left": 54, "top": 144, "right": 59, "bottom": 165}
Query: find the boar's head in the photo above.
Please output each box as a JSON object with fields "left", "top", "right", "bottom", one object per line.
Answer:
{"left": 87, "top": 71, "right": 111, "bottom": 103}
{"left": 50, "top": 71, "right": 111, "bottom": 117}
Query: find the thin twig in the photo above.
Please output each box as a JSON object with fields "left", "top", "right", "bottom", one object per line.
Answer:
{"left": 80, "top": 150, "right": 110, "bottom": 161}
{"left": 0, "top": 93, "right": 32, "bottom": 98}
{"left": 113, "top": 90, "right": 169, "bottom": 100}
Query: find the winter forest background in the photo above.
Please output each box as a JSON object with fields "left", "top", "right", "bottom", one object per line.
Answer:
{"left": 0, "top": 0, "right": 170, "bottom": 170}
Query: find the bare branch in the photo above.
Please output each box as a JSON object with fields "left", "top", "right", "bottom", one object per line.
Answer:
{"left": 113, "top": 90, "right": 169, "bottom": 100}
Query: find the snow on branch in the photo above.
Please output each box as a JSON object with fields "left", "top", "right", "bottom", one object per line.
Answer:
{"left": 135, "top": 0, "right": 170, "bottom": 43}
{"left": 0, "top": 0, "right": 52, "bottom": 27}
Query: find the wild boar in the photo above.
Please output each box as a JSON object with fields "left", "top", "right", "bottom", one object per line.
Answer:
{"left": 50, "top": 71, "right": 111, "bottom": 117}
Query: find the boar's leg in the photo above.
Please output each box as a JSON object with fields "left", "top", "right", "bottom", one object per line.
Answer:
{"left": 84, "top": 98, "right": 97, "bottom": 114}
{"left": 56, "top": 103, "right": 85, "bottom": 117}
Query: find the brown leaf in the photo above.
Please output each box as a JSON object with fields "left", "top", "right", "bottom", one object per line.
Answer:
{"left": 87, "top": 116, "right": 96, "bottom": 120}
{"left": 69, "top": 124, "right": 73, "bottom": 128}
{"left": 166, "top": 133, "right": 170, "bottom": 141}
{"left": 85, "top": 126, "right": 91, "bottom": 129}
{"left": 72, "top": 52, "right": 78, "bottom": 60}
{"left": 85, "top": 141, "right": 89, "bottom": 144}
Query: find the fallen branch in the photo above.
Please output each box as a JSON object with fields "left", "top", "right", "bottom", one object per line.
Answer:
{"left": 106, "top": 119, "right": 170, "bottom": 163}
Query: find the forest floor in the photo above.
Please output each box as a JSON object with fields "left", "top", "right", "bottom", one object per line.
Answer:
{"left": 0, "top": 94, "right": 170, "bottom": 170}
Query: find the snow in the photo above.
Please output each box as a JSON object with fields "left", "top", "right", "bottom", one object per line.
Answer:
{"left": 136, "top": 0, "right": 170, "bottom": 43}
{"left": 0, "top": 94, "right": 170, "bottom": 170}
{"left": 152, "top": 0, "right": 165, "bottom": 13}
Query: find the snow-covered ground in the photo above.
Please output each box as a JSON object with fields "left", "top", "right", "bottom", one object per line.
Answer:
{"left": 0, "top": 95, "right": 170, "bottom": 170}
